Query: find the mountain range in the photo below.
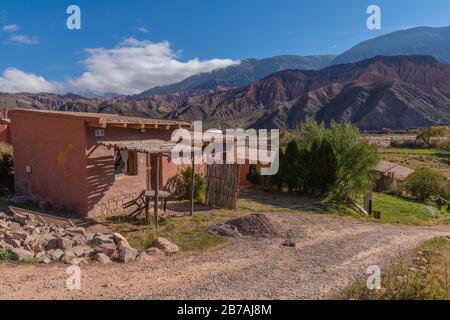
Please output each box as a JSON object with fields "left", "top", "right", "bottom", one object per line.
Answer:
{"left": 0, "top": 26, "right": 450, "bottom": 130}
{"left": 171, "top": 55, "right": 450, "bottom": 130}
{"left": 332, "top": 26, "right": 450, "bottom": 65}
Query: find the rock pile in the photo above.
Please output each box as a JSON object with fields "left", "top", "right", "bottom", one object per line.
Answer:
{"left": 208, "top": 214, "right": 283, "bottom": 238}
{"left": 0, "top": 211, "right": 139, "bottom": 265}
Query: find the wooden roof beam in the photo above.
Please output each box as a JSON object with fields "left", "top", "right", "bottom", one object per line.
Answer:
{"left": 110, "top": 123, "right": 128, "bottom": 128}
{"left": 89, "top": 123, "right": 107, "bottom": 129}
{"left": 129, "top": 124, "right": 146, "bottom": 130}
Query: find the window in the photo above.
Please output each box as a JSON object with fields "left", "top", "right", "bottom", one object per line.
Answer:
{"left": 95, "top": 129, "right": 105, "bottom": 137}
{"left": 114, "top": 150, "right": 138, "bottom": 176}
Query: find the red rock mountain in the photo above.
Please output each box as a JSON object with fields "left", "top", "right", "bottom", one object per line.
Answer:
{"left": 171, "top": 55, "right": 450, "bottom": 129}
{"left": 1, "top": 55, "right": 449, "bottom": 130}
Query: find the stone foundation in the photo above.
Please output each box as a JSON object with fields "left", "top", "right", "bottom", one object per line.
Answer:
{"left": 90, "top": 193, "right": 141, "bottom": 217}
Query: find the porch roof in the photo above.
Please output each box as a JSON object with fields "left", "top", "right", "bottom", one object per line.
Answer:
{"left": 97, "top": 139, "right": 179, "bottom": 155}
{"left": 97, "top": 139, "right": 203, "bottom": 156}
{"left": 9, "top": 109, "right": 193, "bottom": 129}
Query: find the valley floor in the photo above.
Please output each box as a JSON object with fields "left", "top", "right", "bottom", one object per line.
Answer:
{"left": 1, "top": 211, "right": 449, "bottom": 300}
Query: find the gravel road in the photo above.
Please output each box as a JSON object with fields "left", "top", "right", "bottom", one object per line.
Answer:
{"left": 1, "top": 212, "right": 449, "bottom": 300}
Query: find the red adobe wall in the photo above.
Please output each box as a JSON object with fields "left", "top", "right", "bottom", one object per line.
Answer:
{"left": 9, "top": 111, "right": 88, "bottom": 215}
{"left": 85, "top": 125, "right": 195, "bottom": 216}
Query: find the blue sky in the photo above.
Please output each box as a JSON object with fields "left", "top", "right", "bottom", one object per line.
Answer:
{"left": 0, "top": 0, "right": 449, "bottom": 95}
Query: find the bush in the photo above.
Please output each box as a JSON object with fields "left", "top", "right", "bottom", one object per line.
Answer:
{"left": 246, "top": 164, "right": 261, "bottom": 185}
{"left": 436, "top": 139, "right": 450, "bottom": 151}
{"left": 0, "top": 249, "right": 13, "bottom": 261}
{"left": 275, "top": 119, "right": 378, "bottom": 203}
{"left": 325, "top": 122, "right": 379, "bottom": 202}
{"left": 299, "top": 139, "right": 338, "bottom": 196}
{"left": 167, "top": 167, "right": 206, "bottom": 202}
{"left": 0, "top": 143, "right": 14, "bottom": 196}
{"left": 283, "top": 140, "right": 301, "bottom": 191}
{"left": 416, "top": 126, "right": 450, "bottom": 147}
{"left": 390, "top": 139, "right": 425, "bottom": 149}
{"left": 403, "top": 168, "right": 448, "bottom": 201}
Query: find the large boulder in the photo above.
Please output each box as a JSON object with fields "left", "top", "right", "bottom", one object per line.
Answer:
{"left": 4, "top": 234, "right": 21, "bottom": 248}
{"left": 46, "top": 238, "right": 58, "bottom": 250}
{"left": 57, "top": 238, "right": 73, "bottom": 250}
{"left": 94, "top": 253, "right": 111, "bottom": 264}
{"left": 72, "top": 245, "right": 91, "bottom": 257}
{"left": 94, "top": 243, "right": 117, "bottom": 257}
{"left": 0, "top": 240, "right": 13, "bottom": 250}
{"left": 11, "top": 248, "right": 34, "bottom": 262}
{"left": 70, "top": 234, "right": 86, "bottom": 246}
{"left": 50, "top": 249, "right": 64, "bottom": 261}
{"left": 93, "top": 234, "right": 115, "bottom": 245}
{"left": 12, "top": 213, "right": 33, "bottom": 226}
{"left": 117, "top": 247, "right": 138, "bottom": 263}
{"left": 151, "top": 237, "right": 179, "bottom": 255}
{"left": 66, "top": 227, "right": 86, "bottom": 236}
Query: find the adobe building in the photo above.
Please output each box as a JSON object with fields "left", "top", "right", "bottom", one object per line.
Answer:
{"left": 9, "top": 109, "right": 193, "bottom": 217}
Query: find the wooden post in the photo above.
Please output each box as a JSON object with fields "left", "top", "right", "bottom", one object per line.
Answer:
{"left": 154, "top": 154, "right": 160, "bottom": 232}
{"left": 145, "top": 153, "right": 151, "bottom": 225}
{"left": 190, "top": 151, "right": 195, "bottom": 216}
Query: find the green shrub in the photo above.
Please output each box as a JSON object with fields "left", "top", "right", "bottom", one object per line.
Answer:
{"left": 283, "top": 140, "right": 301, "bottom": 191}
{"left": 0, "top": 143, "right": 14, "bottom": 196}
{"left": 0, "top": 249, "right": 13, "bottom": 261}
{"left": 416, "top": 126, "right": 450, "bottom": 147}
{"left": 403, "top": 168, "right": 448, "bottom": 201}
{"left": 436, "top": 139, "right": 450, "bottom": 151}
{"left": 274, "top": 120, "right": 378, "bottom": 203}
{"left": 390, "top": 139, "right": 425, "bottom": 149}
{"left": 246, "top": 164, "right": 261, "bottom": 185}
{"left": 167, "top": 167, "right": 206, "bottom": 202}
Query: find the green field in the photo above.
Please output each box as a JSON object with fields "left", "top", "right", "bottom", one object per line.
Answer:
{"left": 358, "top": 193, "right": 448, "bottom": 225}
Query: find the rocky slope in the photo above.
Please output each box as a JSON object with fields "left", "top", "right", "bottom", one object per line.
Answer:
{"left": 171, "top": 55, "right": 450, "bottom": 130}
{"left": 133, "top": 55, "right": 336, "bottom": 99}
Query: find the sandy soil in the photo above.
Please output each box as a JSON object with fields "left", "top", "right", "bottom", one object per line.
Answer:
{"left": 1, "top": 212, "right": 449, "bottom": 300}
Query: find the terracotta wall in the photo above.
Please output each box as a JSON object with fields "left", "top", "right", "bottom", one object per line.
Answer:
{"left": 85, "top": 126, "right": 193, "bottom": 216}
{"left": 10, "top": 112, "right": 87, "bottom": 215}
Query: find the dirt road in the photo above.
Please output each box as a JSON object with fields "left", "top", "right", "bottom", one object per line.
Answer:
{"left": 1, "top": 212, "right": 449, "bottom": 300}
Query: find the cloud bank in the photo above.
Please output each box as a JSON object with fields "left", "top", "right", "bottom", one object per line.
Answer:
{"left": 9, "top": 34, "right": 39, "bottom": 45}
{"left": 0, "top": 68, "right": 62, "bottom": 93}
{"left": 68, "top": 38, "right": 239, "bottom": 95}
{"left": 0, "top": 38, "right": 238, "bottom": 96}
{"left": 2, "top": 24, "right": 19, "bottom": 32}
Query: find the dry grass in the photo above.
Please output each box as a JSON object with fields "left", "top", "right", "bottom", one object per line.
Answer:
{"left": 94, "top": 189, "right": 349, "bottom": 253}
{"left": 380, "top": 147, "right": 450, "bottom": 178}
{"left": 339, "top": 237, "right": 450, "bottom": 300}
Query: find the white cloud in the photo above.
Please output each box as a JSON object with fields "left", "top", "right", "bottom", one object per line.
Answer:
{"left": 0, "top": 68, "right": 62, "bottom": 93}
{"left": 9, "top": 34, "right": 39, "bottom": 45}
{"left": 138, "top": 27, "right": 149, "bottom": 33}
{"left": 2, "top": 24, "right": 19, "bottom": 32}
{"left": 68, "top": 38, "right": 239, "bottom": 95}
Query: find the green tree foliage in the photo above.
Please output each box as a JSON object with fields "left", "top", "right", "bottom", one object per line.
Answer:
{"left": 403, "top": 168, "right": 449, "bottom": 201}
{"left": 246, "top": 164, "right": 261, "bottom": 185}
{"left": 325, "top": 122, "right": 379, "bottom": 202}
{"left": 0, "top": 143, "right": 14, "bottom": 196}
{"left": 273, "top": 120, "right": 378, "bottom": 203}
{"left": 416, "top": 126, "right": 450, "bottom": 147}
{"left": 282, "top": 140, "right": 300, "bottom": 191}
{"left": 167, "top": 167, "right": 206, "bottom": 202}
